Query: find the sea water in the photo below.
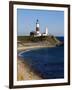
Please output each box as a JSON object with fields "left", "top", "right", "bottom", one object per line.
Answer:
{"left": 20, "top": 37, "right": 64, "bottom": 79}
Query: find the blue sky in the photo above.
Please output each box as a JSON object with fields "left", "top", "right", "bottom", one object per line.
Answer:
{"left": 17, "top": 9, "right": 64, "bottom": 36}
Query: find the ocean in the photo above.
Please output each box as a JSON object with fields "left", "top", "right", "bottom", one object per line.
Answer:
{"left": 20, "top": 37, "right": 64, "bottom": 79}
{"left": 56, "top": 36, "right": 64, "bottom": 42}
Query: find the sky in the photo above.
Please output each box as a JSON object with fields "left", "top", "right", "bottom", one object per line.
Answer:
{"left": 17, "top": 9, "right": 64, "bottom": 36}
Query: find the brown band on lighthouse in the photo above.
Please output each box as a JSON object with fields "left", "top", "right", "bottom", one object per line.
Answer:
{"left": 36, "top": 27, "right": 39, "bottom": 31}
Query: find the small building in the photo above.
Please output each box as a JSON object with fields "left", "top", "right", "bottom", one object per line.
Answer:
{"left": 30, "top": 31, "right": 36, "bottom": 36}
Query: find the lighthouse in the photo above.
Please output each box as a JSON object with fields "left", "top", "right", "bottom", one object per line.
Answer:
{"left": 30, "top": 19, "right": 49, "bottom": 37}
{"left": 36, "top": 19, "right": 39, "bottom": 30}
{"left": 35, "top": 19, "right": 41, "bottom": 36}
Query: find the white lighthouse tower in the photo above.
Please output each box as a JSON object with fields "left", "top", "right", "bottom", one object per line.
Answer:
{"left": 42, "top": 26, "right": 48, "bottom": 36}
{"left": 36, "top": 19, "right": 41, "bottom": 36}
{"left": 46, "top": 27, "right": 48, "bottom": 35}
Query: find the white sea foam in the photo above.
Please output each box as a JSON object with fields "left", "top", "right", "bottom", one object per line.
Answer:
{"left": 18, "top": 50, "right": 31, "bottom": 57}
{"left": 18, "top": 47, "right": 42, "bottom": 57}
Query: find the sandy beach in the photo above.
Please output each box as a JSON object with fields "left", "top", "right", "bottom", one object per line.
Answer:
{"left": 17, "top": 42, "right": 55, "bottom": 81}
{"left": 17, "top": 57, "right": 42, "bottom": 80}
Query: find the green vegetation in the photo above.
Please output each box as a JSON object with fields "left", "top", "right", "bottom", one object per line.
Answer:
{"left": 17, "top": 35, "right": 61, "bottom": 45}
